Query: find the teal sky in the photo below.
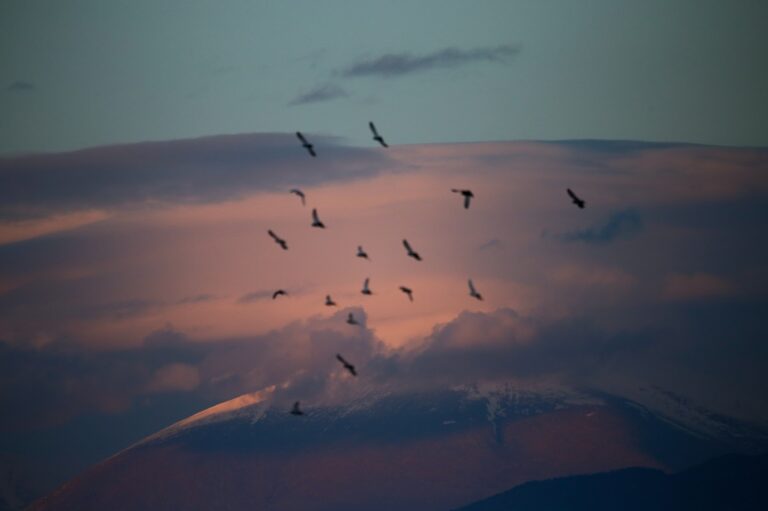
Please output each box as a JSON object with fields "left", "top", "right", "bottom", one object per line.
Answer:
{"left": 1, "top": 0, "right": 767, "bottom": 154}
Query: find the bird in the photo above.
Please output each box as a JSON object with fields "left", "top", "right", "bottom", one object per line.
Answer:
{"left": 451, "top": 189, "right": 474, "bottom": 209}
{"left": 346, "top": 312, "right": 359, "bottom": 325}
{"left": 290, "top": 401, "right": 305, "bottom": 416}
{"left": 268, "top": 229, "right": 288, "bottom": 250}
{"left": 272, "top": 289, "right": 287, "bottom": 300}
{"left": 369, "top": 121, "right": 389, "bottom": 148}
{"left": 356, "top": 246, "right": 369, "bottom": 260}
{"left": 336, "top": 354, "right": 357, "bottom": 376}
{"left": 296, "top": 132, "right": 316, "bottom": 157}
{"left": 361, "top": 277, "right": 372, "bottom": 295}
{"left": 311, "top": 208, "right": 325, "bottom": 228}
{"left": 399, "top": 286, "right": 414, "bottom": 302}
{"left": 468, "top": 279, "right": 483, "bottom": 300}
{"left": 567, "top": 188, "right": 585, "bottom": 209}
{"left": 403, "top": 239, "right": 421, "bottom": 261}
{"left": 290, "top": 189, "right": 306, "bottom": 206}
{"left": 325, "top": 295, "right": 337, "bottom": 306}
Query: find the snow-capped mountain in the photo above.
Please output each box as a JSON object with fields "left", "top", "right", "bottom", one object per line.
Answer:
{"left": 30, "top": 382, "right": 768, "bottom": 511}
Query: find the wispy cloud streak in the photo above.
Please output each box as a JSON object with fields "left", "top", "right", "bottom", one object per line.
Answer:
{"left": 341, "top": 44, "right": 520, "bottom": 78}
{"left": 289, "top": 83, "right": 348, "bottom": 106}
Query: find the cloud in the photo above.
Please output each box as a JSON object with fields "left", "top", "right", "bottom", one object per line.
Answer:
{"left": 0, "top": 133, "right": 391, "bottom": 220}
{"left": 5, "top": 80, "right": 35, "bottom": 93}
{"left": 663, "top": 273, "right": 735, "bottom": 301}
{"left": 478, "top": 238, "right": 503, "bottom": 251}
{"left": 561, "top": 210, "right": 643, "bottom": 244}
{"left": 146, "top": 363, "right": 201, "bottom": 393}
{"left": 288, "top": 83, "right": 348, "bottom": 106}
{"left": 341, "top": 44, "right": 520, "bottom": 78}
{"left": 177, "top": 293, "right": 216, "bottom": 305}
{"left": 237, "top": 290, "right": 273, "bottom": 304}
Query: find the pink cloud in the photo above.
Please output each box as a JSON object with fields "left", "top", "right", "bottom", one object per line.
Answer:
{"left": 663, "top": 273, "right": 735, "bottom": 301}
{"left": 146, "top": 363, "right": 201, "bottom": 393}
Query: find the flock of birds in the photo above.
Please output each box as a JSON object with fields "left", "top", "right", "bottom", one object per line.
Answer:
{"left": 273, "top": 122, "right": 586, "bottom": 417}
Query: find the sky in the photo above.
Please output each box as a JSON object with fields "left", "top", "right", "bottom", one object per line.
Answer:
{"left": 1, "top": 0, "right": 768, "bottom": 506}
{"left": 2, "top": 0, "right": 768, "bottom": 154}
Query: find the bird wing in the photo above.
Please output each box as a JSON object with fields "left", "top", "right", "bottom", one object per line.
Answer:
{"left": 464, "top": 195, "right": 471, "bottom": 209}
{"left": 336, "top": 354, "right": 346, "bottom": 364}
{"left": 369, "top": 122, "right": 378, "bottom": 136}
{"left": 292, "top": 401, "right": 300, "bottom": 412}
{"left": 567, "top": 188, "right": 577, "bottom": 200}
{"left": 312, "top": 208, "right": 320, "bottom": 223}
{"left": 268, "top": 229, "right": 277, "bottom": 240}
{"left": 403, "top": 239, "right": 412, "bottom": 252}
{"left": 468, "top": 279, "right": 477, "bottom": 294}
{"left": 296, "top": 132, "right": 307, "bottom": 144}
{"left": 363, "top": 278, "right": 370, "bottom": 291}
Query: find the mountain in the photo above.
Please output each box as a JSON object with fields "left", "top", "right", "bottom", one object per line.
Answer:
{"left": 451, "top": 452, "right": 768, "bottom": 511}
{"left": 29, "top": 382, "right": 768, "bottom": 511}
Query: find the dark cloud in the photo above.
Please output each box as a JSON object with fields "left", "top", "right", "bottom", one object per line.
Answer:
{"left": 341, "top": 44, "right": 520, "bottom": 78}
{"left": 177, "top": 293, "right": 216, "bottom": 305}
{"left": 288, "top": 83, "right": 348, "bottom": 106}
{"left": 0, "top": 133, "right": 391, "bottom": 220}
{"left": 478, "top": 238, "right": 503, "bottom": 251}
{"left": 561, "top": 210, "right": 643, "bottom": 244}
{"left": 5, "top": 80, "right": 35, "bottom": 93}
{"left": 237, "top": 290, "right": 273, "bottom": 304}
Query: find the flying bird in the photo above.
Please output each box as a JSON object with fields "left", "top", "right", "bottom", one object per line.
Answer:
{"left": 336, "top": 354, "right": 357, "bottom": 376}
{"left": 361, "top": 277, "right": 372, "bottom": 295}
{"left": 296, "top": 131, "right": 316, "bottom": 157}
{"left": 451, "top": 189, "right": 474, "bottom": 209}
{"left": 468, "top": 279, "right": 483, "bottom": 301}
{"left": 311, "top": 208, "right": 325, "bottom": 228}
{"left": 369, "top": 121, "right": 389, "bottom": 148}
{"left": 403, "top": 239, "right": 421, "bottom": 261}
{"left": 268, "top": 229, "right": 288, "bottom": 250}
{"left": 346, "top": 312, "right": 359, "bottom": 325}
{"left": 567, "top": 188, "right": 585, "bottom": 209}
{"left": 289, "top": 189, "right": 306, "bottom": 206}
{"left": 356, "top": 246, "right": 369, "bottom": 260}
{"left": 325, "top": 295, "right": 337, "bottom": 306}
{"left": 399, "top": 286, "right": 414, "bottom": 302}
{"left": 272, "top": 289, "right": 287, "bottom": 300}
{"left": 290, "top": 401, "right": 305, "bottom": 416}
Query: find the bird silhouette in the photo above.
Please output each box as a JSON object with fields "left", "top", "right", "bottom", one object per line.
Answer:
{"left": 296, "top": 132, "right": 316, "bottom": 157}
{"left": 346, "top": 312, "right": 359, "bottom": 325}
{"left": 451, "top": 189, "right": 474, "bottom": 209}
{"left": 290, "top": 189, "right": 306, "bottom": 206}
{"left": 399, "top": 286, "right": 414, "bottom": 302}
{"left": 311, "top": 208, "right": 325, "bottom": 228}
{"left": 468, "top": 279, "right": 483, "bottom": 300}
{"left": 336, "top": 354, "right": 357, "bottom": 376}
{"left": 272, "top": 289, "right": 287, "bottom": 300}
{"left": 567, "top": 188, "right": 585, "bottom": 209}
{"left": 403, "top": 239, "right": 422, "bottom": 261}
{"left": 361, "top": 277, "right": 372, "bottom": 295}
{"left": 268, "top": 229, "right": 288, "bottom": 250}
{"left": 369, "top": 121, "right": 389, "bottom": 148}
{"left": 356, "top": 246, "right": 369, "bottom": 260}
{"left": 325, "top": 295, "right": 337, "bottom": 306}
{"left": 290, "top": 401, "right": 305, "bottom": 416}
